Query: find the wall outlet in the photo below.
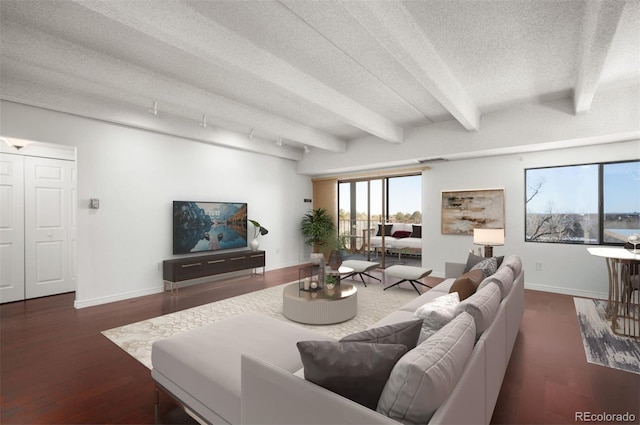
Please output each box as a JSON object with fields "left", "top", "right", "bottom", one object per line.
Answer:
{"left": 535, "top": 261, "right": 543, "bottom": 271}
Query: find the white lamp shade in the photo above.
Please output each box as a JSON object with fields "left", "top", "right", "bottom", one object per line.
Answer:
{"left": 473, "top": 228, "right": 504, "bottom": 245}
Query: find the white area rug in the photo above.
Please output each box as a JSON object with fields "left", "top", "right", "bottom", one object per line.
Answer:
{"left": 102, "top": 281, "right": 418, "bottom": 370}
{"left": 574, "top": 297, "right": 640, "bottom": 375}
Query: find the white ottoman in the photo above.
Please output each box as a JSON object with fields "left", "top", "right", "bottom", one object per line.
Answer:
{"left": 341, "top": 260, "right": 381, "bottom": 286}
{"left": 384, "top": 265, "right": 433, "bottom": 294}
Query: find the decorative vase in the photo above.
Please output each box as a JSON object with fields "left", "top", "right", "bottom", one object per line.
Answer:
{"left": 250, "top": 238, "right": 259, "bottom": 251}
{"left": 328, "top": 249, "right": 342, "bottom": 270}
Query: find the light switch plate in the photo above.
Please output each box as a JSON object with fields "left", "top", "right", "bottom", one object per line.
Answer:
{"left": 90, "top": 198, "right": 100, "bottom": 209}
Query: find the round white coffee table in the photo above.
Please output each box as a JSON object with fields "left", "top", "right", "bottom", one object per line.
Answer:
{"left": 282, "top": 282, "right": 357, "bottom": 325}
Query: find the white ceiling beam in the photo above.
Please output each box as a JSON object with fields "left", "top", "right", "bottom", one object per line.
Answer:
{"left": 1, "top": 22, "right": 344, "bottom": 153}
{"left": 342, "top": 1, "right": 480, "bottom": 131}
{"left": 0, "top": 71, "right": 304, "bottom": 161}
{"left": 574, "top": 0, "right": 627, "bottom": 114}
{"left": 281, "top": 0, "right": 435, "bottom": 123}
{"left": 74, "top": 0, "right": 404, "bottom": 144}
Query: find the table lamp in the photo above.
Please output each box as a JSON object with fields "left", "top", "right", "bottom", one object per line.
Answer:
{"left": 473, "top": 228, "right": 504, "bottom": 257}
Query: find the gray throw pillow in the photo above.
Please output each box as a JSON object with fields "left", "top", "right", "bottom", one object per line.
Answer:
{"left": 340, "top": 319, "right": 423, "bottom": 350}
{"left": 469, "top": 256, "right": 498, "bottom": 278}
{"left": 297, "top": 341, "right": 408, "bottom": 410}
{"left": 463, "top": 252, "right": 504, "bottom": 273}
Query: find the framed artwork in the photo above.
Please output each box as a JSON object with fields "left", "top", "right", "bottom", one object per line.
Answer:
{"left": 441, "top": 189, "right": 505, "bottom": 235}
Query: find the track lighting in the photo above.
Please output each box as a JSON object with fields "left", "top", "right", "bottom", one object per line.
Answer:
{"left": 148, "top": 100, "right": 158, "bottom": 116}
{"left": 304, "top": 145, "right": 310, "bottom": 154}
{"left": 199, "top": 114, "right": 207, "bottom": 128}
{"left": 247, "top": 129, "right": 255, "bottom": 140}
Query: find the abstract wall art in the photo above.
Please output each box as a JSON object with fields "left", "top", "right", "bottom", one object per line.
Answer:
{"left": 441, "top": 189, "right": 505, "bottom": 235}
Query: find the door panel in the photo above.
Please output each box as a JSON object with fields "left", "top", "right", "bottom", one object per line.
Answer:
{"left": 0, "top": 153, "right": 25, "bottom": 303}
{"left": 25, "top": 157, "right": 75, "bottom": 299}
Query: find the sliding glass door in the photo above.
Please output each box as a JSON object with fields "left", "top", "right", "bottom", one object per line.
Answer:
{"left": 338, "top": 174, "right": 421, "bottom": 267}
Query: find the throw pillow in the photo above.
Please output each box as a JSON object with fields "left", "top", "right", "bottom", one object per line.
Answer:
{"left": 463, "top": 252, "right": 504, "bottom": 273}
{"left": 391, "top": 230, "right": 412, "bottom": 239}
{"left": 411, "top": 225, "right": 422, "bottom": 238}
{"left": 377, "top": 312, "right": 476, "bottom": 424}
{"left": 376, "top": 224, "right": 393, "bottom": 237}
{"left": 469, "top": 256, "right": 498, "bottom": 278}
{"left": 297, "top": 341, "right": 408, "bottom": 410}
{"left": 413, "top": 292, "right": 460, "bottom": 344}
{"left": 449, "top": 269, "right": 484, "bottom": 300}
{"left": 340, "top": 319, "right": 423, "bottom": 350}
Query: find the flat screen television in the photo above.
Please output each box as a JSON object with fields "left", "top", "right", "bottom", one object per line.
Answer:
{"left": 173, "top": 201, "right": 248, "bottom": 255}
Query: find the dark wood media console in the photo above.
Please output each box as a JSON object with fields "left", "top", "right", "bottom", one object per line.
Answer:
{"left": 163, "top": 250, "right": 265, "bottom": 294}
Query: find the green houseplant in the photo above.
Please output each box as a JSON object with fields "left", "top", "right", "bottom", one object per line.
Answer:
{"left": 300, "top": 208, "right": 336, "bottom": 264}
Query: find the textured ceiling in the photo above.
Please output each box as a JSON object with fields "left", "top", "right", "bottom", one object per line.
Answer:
{"left": 1, "top": 0, "right": 638, "bottom": 161}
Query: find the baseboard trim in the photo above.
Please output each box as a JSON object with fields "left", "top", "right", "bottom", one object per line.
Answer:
{"left": 73, "top": 270, "right": 255, "bottom": 309}
{"left": 524, "top": 282, "right": 607, "bottom": 300}
{"left": 74, "top": 286, "right": 163, "bottom": 309}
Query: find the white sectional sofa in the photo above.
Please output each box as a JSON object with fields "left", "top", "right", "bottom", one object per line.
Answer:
{"left": 151, "top": 255, "right": 524, "bottom": 425}
{"left": 368, "top": 223, "right": 422, "bottom": 253}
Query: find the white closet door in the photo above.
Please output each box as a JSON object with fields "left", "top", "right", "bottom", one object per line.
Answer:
{"left": 24, "top": 157, "right": 75, "bottom": 299}
{"left": 0, "top": 153, "right": 25, "bottom": 303}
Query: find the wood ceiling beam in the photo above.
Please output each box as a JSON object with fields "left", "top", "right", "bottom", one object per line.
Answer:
{"left": 75, "top": 0, "right": 404, "bottom": 144}
{"left": 574, "top": 0, "right": 627, "bottom": 114}
{"left": 341, "top": 1, "right": 480, "bottom": 131}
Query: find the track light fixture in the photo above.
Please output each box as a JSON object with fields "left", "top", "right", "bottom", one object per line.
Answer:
{"left": 304, "top": 145, "right": 310, "bottom": 154}
{"left": 199, "top": 114, "right": 207, "bottom": 128}
{"left": 148, "top": 100, "right": 158, "bottom": 116}
{"left": 247, "top": 129, "right": 255, "bottom": 140}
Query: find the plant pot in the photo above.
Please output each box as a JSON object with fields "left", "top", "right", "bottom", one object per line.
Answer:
{"left": 250, "top": 238, "right": 259, "bottom": 251}
{"left": 309, "top": 252, "right": 324, "bottom": 265}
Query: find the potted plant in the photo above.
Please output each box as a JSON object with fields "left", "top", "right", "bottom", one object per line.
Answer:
{"left": 300, "top": 208, "right": 336, "bottom": 265}
{"left": 248, "top": 219, "right": 268, "bottom": 251}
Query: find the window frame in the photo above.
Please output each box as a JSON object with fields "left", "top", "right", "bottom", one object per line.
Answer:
{"left": 524, "top": 159, "right": 639, "bottom": 246}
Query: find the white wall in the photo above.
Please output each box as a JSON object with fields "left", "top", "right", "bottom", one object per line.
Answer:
{"left": 1, "top": 101, "right": 312, "bottom": 307}
{"left": 421, "top": 140, "right": 640, "bottom": 299}
{"left": 297, "top": 84, "right": 640, "bottom": 175}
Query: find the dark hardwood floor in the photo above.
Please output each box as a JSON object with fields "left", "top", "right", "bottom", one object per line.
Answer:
{"left": 1, "top": 266, "right": 638, "bottom": 424}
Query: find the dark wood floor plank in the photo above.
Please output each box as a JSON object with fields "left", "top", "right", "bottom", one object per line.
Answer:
{"left": 2, "top": 267, "right": 638, "bottom": 424}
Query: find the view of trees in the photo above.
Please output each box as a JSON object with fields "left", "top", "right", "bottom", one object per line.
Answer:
{"left": 526, "top": 161, "right": 640, "bottom": 244}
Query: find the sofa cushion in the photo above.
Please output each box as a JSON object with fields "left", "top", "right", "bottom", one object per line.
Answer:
{"left": 297, "top": 341, "right": 407, "bottom": 410}
{"left": 411, "top": 225, "right": 422, "bottom": 238}
{"left": 469, "top": 256, "right": 498, "bottom": 278}
{"left": 413, "top": 292, "right": 460, "bottom": 344}
{"left": 463, "top": 252, "right": 504, "bottom": 273}
{"left": 377, "top": 312, "right": 476, "bottom": 425}
{"left": 340, "top": 319, "right": 423, "bottom": 350}
{"left": 376, "top": 224, "right": 393, "bottom": 236}
{"left": 478, "top": 265, "right": 514, "bottom": 299}
{"left": 151, "top": 313, "right": 334, "bottom": 424}
{"left": 368, "top": 310, "right": 419, "bottom": 329}
{"left": 449, "top": 269, "right": 484, "bottom": 300}
{"left": 500, "top": 254, "right": 522, "bottom": 277}
{"left": 454, "top": 282, "right": 501, "bottom": 339}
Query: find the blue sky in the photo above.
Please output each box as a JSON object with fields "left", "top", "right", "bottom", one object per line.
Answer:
{"left": 339, "top": 175, "right": 422, "bottom": 216}
{"left": 526, "top": 162, "right": 640, "bottom": 214}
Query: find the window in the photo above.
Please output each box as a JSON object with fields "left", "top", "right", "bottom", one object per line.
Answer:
{"left": 525, "top": 160, "right": 639, "bottom": 245}
{"left": 603, "top": 161, "right": 640, "bottom": 243}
